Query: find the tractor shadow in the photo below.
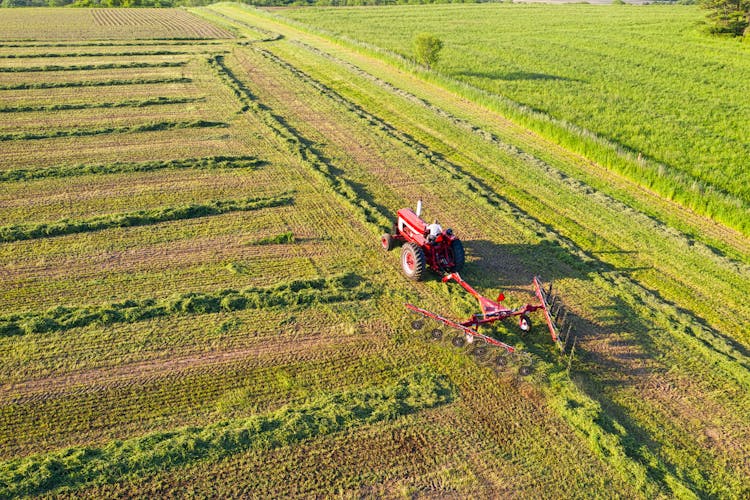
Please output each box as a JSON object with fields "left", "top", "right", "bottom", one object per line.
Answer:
{"left": 460, "top": 239, "right": 626, "bottom": 289}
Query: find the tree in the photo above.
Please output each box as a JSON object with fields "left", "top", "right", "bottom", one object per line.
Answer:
{"left": 413, "top": 33, "right": 444, "bottom": 70}
{"left": 702, "top": 0, "right": 750, "bottom": 36}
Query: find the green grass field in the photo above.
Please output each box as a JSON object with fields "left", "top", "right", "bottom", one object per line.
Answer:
{"left": 278, "top": 4, "right": 750, "bottom": 235}
{"left": 0, "top": 5, "right": 748, "bottom": 498}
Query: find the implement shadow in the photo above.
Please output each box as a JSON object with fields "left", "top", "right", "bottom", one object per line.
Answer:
{"left": 452, "top": 239, "right": 723, "bottom": 495}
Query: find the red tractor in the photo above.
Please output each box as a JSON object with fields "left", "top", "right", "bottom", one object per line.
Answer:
{"left": 381, "top": 201, "right": 573, "bottom": 353}
{"left": 380, "top": 201, "right": 464, "bottom": 281}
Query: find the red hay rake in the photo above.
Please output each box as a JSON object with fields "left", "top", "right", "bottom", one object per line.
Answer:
{"left": 405, "top": 272, "right": 573, "bottom": 353}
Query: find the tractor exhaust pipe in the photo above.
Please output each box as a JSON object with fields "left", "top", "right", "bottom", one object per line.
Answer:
{"left": 416, "top": 199, "right": 423, "bottom": 217}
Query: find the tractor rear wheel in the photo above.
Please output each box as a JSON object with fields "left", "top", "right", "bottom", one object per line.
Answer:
{"left": 450, "top": 239, "right": 465, "bottom": 272}
{"left": 381, "top": 233, "right": 395, "bottom": 251}
{"left": 401, "top": 242, "right": 426, "bottom": 281}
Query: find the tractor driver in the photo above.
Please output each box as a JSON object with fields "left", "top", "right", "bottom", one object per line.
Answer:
{"left": 427, "top": 220, "right": 442, "bottom": 243}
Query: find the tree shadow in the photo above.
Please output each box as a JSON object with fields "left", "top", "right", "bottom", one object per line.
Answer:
{"left": 457, "top": 70, "right": 585, "bottom": 83}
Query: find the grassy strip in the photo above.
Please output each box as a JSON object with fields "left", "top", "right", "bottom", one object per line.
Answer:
{"left": 207, "top": 53, "right": 391, "bottom": 233}
{"left": 0, "top": 272, "right": 367, "bottom": 338}
{"left": 0, "top": 155, "right": 263, "bottom": 183}
{"left": 0, "top": 193, "right": 291, "bottom": 244}
{"left": 248, "top": 231, "right": 295, "bottom": 245}
{"left": 0, "top": 120, "right": 227, "bottom": 142}
{"left": 200, "top": 7, "right": 283, "bottom": 43}
{"left": 0, "top": 61, "right": 187, "bottom": 73}
{"left": 0, "top": 76, "right": 192, "bottom": 91}
{"left": 0, "top": 367, "right": 453, "bottom": 497}
{"left": 0, "top": 96, "right": 205, "bottom": 115}
{"left": 0, "top": 50, "right": 194, "bottom": 59}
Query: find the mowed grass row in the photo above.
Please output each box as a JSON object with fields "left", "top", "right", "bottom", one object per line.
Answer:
{"left": 0, "top": 307, "right": 390, "bottom": 460}
{"left": 47, "top": 338, "right": 639, "bottom": 498}
{"left": 0, "top": 169, "right": 270, "bottom": 224}
{"left": 0, "top": 55, "right": 253, "bottom": 172}
{"left": 0, "top": 170, "right": 313, "bottom": 314}
{"left": 0, "top": 57, "right": 229, "bottom": 135}
{"left": 201, "top": 26, "right": 750, "bottom": 488}
{"left": 0, "top": 367, "right": 453, "bottom": 497}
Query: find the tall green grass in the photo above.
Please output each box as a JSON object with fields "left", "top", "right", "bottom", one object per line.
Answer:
{"left": 0, "top": 367, "right": 454, "bottom": 497}
{"left": 275, "top": 4, "right": 750, "bottom": 235}
{"left": 0, "top": 193, "right": 291, "bottom": 243}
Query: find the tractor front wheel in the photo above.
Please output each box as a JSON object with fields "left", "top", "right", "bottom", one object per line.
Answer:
{"left": 401, "top": 242, "right": 426, "bottom": 281}
{"left": 381, "top": 233, "right": 395, "bottom": 251}
{"left": 450, "top": 239, "right": 465, "bottom": 272}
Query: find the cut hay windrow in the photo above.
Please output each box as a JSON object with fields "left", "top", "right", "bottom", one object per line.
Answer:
{"left": 0, "top": 96, "right": 205, "bottom": 114}
{"left": 0, "top": 120, "right": 227, "bottom": 142}
{"left": 0, "top": 76, "right": 192, "bottom": 90}
{"left": 0, "top": 61, "right": 187, "bottom": 73}
{"left": 0, "top": 50, "right": 195, "bottom": 59}
{"left": 0, "top": 272, "right": 369, "bottom": 337}
{"left": 0, "top": 193, "right": 292, "bottom": 244}
{"left": 0, "top": 40, "right": 224, "bottom": 48}
{"left": 0, "top": 367, "right": 453, "bottom": 497}
{"left": 0, "top": 155, "right": 264, "bottom": 182}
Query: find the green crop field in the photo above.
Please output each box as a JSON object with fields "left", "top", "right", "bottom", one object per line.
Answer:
{"left": 0, "top": 4, "right": 748, "bottom": 498}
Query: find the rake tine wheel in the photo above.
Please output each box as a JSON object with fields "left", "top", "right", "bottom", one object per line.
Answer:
{"left": 549, "top": 295, "right": 559, "bottom": 310}
{"left": 552, "top": 301, "right": 562, "bottom": 319}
